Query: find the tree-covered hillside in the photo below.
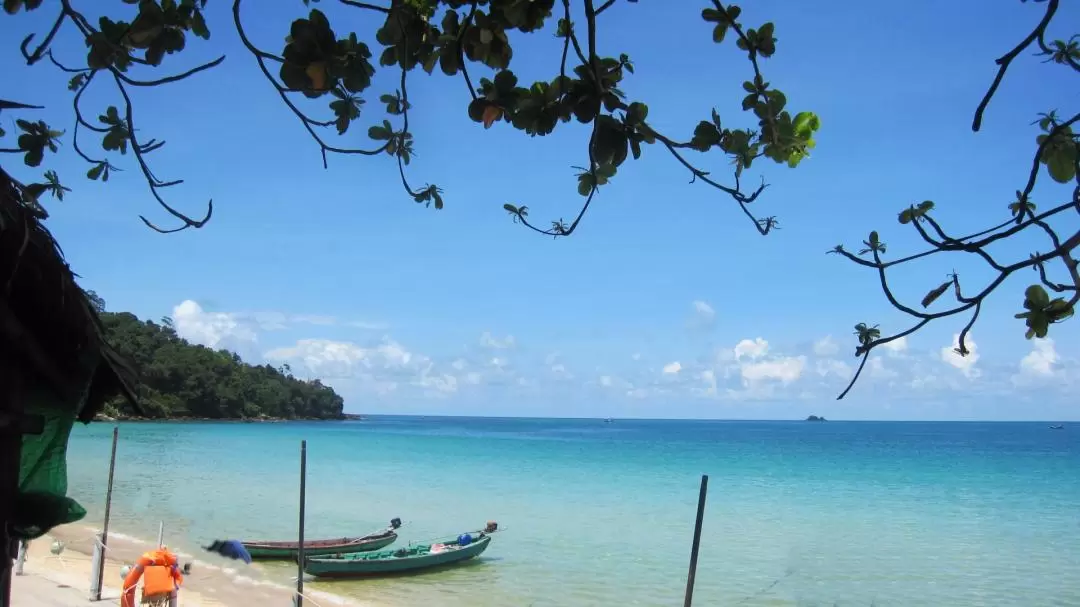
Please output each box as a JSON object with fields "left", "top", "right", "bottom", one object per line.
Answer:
{"left": 97, "top": 305, "right": 344, "bottom": 420}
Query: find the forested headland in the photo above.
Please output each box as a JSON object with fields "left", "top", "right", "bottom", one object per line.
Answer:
{"left": 95, "top": 297, "right": 344, "bottom": 421}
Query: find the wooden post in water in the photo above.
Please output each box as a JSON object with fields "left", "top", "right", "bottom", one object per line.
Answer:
{"left": 683, "top": 475, "right": 709, "bottom": 607}
{"left": 295, "top": 440, "right": 307, "bottom": 607}
{"left": 90, "top": 426, "right": 119, "bottom": 601}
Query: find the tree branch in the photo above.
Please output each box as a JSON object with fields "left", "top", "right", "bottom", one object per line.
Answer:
{"left": 972, "top": 0, "right": 1059, "bottom": 131}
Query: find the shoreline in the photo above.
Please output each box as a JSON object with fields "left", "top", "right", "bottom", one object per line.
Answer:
{"left": 91, "top": 414, "right": 365, "bottom": 423}
{"left": 12, "top": 524, "right": 380, "bottom": 607}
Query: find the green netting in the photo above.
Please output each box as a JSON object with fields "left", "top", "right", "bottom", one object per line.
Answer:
{"left": 14, "top": 394, "right": 87, "bottom": 540}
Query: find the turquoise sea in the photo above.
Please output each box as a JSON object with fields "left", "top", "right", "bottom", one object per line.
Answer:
{"left": 64, "top": 417, "right": 1080, "bottom": 606}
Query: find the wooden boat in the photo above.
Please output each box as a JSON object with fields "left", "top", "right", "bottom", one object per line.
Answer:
{"left": 242, "top": 518, "right": 401, "bottom": 560}
{"left": 303, "top": 532, "right": 492, "bottom": 578}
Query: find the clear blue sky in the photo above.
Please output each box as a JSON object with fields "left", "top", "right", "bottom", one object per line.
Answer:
{"left": 3, "top": 1, "right": 1078, "bottom": 420}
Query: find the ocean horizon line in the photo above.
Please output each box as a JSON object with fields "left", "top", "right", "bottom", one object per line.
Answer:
{"left": 101, "top": 413, "right": 1078, "bottom": 424}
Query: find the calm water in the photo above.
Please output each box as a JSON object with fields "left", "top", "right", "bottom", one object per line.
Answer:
{"left": 64, "top": 417, "right": 1080, "bottom": 606}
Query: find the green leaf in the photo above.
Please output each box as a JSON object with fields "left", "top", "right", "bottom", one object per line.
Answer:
{"left": 68, "top": 73, "right": 87, "bottom": 92}
{"left": 577, "top": 172, "right": 595, "bottom": 196}
{"left": 712, "top": 24, "right": 728, "bottom": 43}
{"left": 367, "top": 123, "right": 391, "bottom": 141}
{"left": 493, "top": 69, "right": 518, "bottom": 93}
{"left": 191, "top": 10, "right": 210, "bottom": 39}
{"left": 792, "top": 111, "right": 821, "bottom": 137}
{"left": 1044, "top": 144, "right": 1077, "bottom": 183}
{"left": 690, "top": 121, "right": 721, "bottom": 152}
{"left": 1024, "top": 285, "right": 1050, "bottom": 310}
{"left": 87, "top": 162, "right": 105, "bottom": 180}
{"left": 626, "top": 102, "right": 648, "bottom": 125}
{"left": 102, "top": 126, "right": 129, "bottom": 154}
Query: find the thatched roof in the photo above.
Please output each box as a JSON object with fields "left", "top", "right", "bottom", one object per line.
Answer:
{"left": 0, "top": 165, "right": 139, "bottom": 420}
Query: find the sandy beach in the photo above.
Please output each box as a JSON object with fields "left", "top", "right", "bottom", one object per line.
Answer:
{"left": 10, "top": 525, "right": 364, "bottom": 607}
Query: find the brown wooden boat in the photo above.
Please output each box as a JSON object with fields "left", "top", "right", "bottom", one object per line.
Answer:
{"left": 242, "top": 518, "right": 401, "bottom": 559}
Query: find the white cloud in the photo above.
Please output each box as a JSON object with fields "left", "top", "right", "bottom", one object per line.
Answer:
{"left": 734, "top": 337, "right": 769, "bottom": 360}
{"left": 1019, "top": 339, "right": 1057, "bottom": 377}
{"left": 291, "top": 314, "right": 336, "bottom": 326}
{"left": 480, "top": 332, "right": 516, "bottom": 349}
{"left": 662, "top": 361, "right": 682, "bottom": 374}
{"left": 166, "top": 300, "right": 1078, "bottom": 412}
{"left": 262, "top": 336, "right": 488, "bottom": 398}
{"left": 415, "top": 365, "right": 458, "bottom": 395}
{"left": 348, "top": 320, "right": 389, "bottom": 330}
{"left": 172, "top": 300, "right": 257, "bottom": 351}
{"left": 699, "top": 369, "right": 718, "bottom": 396}
{"left": 265, "top": 338, "right": 415, "bottom": 378}
{"left": 815, "top": 358, "right": 851, "bottom": 378}
{"left": 940, "top": 333, "right": 980, "bottom": 378}
{"left": 740, "top": 356, "right": 806, "bottom": 385}
{"left": 813, "top": 336, "right": 840, "bottom": 357}
{"left": 882, "top": 336, "right": 908, "bottom": 354}
{"left": 868, "top": 357, "right": 898, "bottom": 379}
{"left": 550, "top": 363, "right": 573, "bottom": 379}
{"left": 691, "top": 300, "right": 716, "bottom": 327}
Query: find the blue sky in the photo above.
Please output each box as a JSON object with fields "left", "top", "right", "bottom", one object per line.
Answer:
{"left": 3, "top": 1, "right": 1079, "bottom": 420}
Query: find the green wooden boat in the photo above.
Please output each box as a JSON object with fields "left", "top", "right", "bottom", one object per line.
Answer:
{"left": 303, "top": 533, "right": 492, "bottom": 578}
{"left": 242, "top": 519, "right": 401, "bottom": 560}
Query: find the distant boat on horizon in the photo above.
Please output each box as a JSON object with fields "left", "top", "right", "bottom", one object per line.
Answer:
{"left": 603, "top": 418, "right": 614, "bottom": 424}
{"left": 1049, "top": 424, "right": 1065, "bottom": 430}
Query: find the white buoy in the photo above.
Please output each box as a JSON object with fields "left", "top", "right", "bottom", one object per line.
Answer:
{"left": 50, "top": 540, "right": 65, "bottom": 556}
{"left": 120, "top": 564, "right": 132, "bottom": 580}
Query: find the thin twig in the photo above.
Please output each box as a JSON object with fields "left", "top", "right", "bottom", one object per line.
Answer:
{"left": 972, "top": 0, "right": 1059, "bottom": 131}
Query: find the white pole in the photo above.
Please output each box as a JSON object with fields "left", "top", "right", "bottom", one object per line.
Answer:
{"left": 14, "top": 540, "right": 27, "bottom": 576}
{"left": 157, "top": 522, "right": 164, "bottom": 547}
{"left": 88, "top": 533, "right": 103, "bottom": 598}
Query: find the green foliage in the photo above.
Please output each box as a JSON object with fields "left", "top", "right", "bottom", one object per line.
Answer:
{"left": 86, "top": 0, "right": 209, "bottom": 70}
{"left": 98, "top": 309, "right": 345, "bottom": 420}
{"left": 858, "top": 231, "right": 885, "bottom": 256}
{"left": 898, "top": 200, "right": 935, "bottom": 224}
{"left": 98, "top": 106, "right": 129, "bottom": 155}
{"left": 831, "top": 0, "right": 1078, "bottom": 401}
{"left": 280, "top": 9, "right": 375, "bottom": 98}
{"left": 21, "top": 169, "right": 69, "bottom": 203}
{"left": 2, "top": 0, "right": 42, "bottom": 15}
{"left": 852, "top": 322, "right": 880, "bottom": 355}
{"left": 1015, "top": 284, "right": 1074, "bottom": 340}
{"left": 1, "top": 0, "right": 818, "bottom": 236}
{"left": 15, "top": 119, "right": 62, "bottom": 167}
{"left": 1035, "top": 115, "right": 1077, "bottom": 183}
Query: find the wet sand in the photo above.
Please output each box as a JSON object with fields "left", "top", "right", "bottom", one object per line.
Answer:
{"left": 11, "top": 524, "right": 370, "bottom": 606}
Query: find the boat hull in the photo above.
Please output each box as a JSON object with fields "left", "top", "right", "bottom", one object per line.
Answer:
{"left": 243, "top": 532, "right": 397, "bottom": 560}
{"left": 303, "top": 535, "right": 491, "bottom": 578}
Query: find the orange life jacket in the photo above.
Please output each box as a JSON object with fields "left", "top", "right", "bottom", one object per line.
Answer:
{"left": 120, "top": 547, "right": 183, "bottom": 607}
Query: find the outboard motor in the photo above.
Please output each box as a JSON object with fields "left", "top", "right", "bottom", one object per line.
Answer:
{"left": 390, "top": 517, "right": 402, "bottom": 530}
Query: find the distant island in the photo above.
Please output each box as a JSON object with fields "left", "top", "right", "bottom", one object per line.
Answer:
{"left": 806, "top": 415, "right": 827, "bottom": 422}
{"left": 95, "top": 308, "right": 345, "bottom": 421}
